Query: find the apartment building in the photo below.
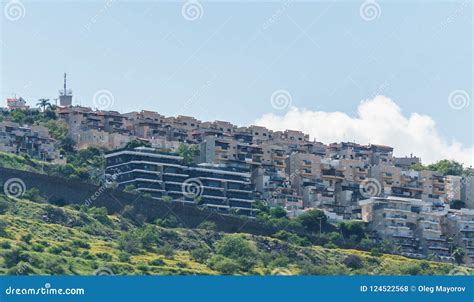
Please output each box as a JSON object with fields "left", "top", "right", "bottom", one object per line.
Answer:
{"left": 105, "top": 147, "right": 256, "bottom": 216}
{"left": 73, "top": 129, "right": 132, "bottom": 150}
{"left": 360, "top": 196, "right": 445, "bottom": 258}
{"left": 461, "top": 176, "right": 474, "bottom": 209}
{"left": 393, "top": 155, "right": 421, "bottom": 169}
{"left": 0, "top": 121, "right": 63, "bottom": 163}
{"left": 447, "top": 208, "right": 474, "bottom": 266}
{"left": 445, "top": 175, "right": 463, "bottom": 201}
{"left": 327, "top": 142, "right": 393, "bottom": 165}
{"left": 287, "top": 152, "right": 323, "bottom": 195}
{"left": 252, "top": 164, "right": 287, "bottom": 201}
{"left": 420, "top": 170, "right": 446, "bottom": 203}
{"left": 123, "top": 110, "right": 166, "bottom": 138}
{"left": 417, "top": 210, "right": 451, "bottom": 260}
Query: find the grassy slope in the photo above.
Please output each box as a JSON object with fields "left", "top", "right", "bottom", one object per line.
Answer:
{"left": 0, "top": 153, "right": 47, "bottom": 173}
{"left": 0, "top": 195, "right": 472, "bottom": 276}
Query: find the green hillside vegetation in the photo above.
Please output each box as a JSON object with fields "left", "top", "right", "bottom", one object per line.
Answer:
{"left": 0, "top": 195, "right": 471, "bottom": 276}
{"left": 0, "top": 149, "right": 104, "bottom": 184}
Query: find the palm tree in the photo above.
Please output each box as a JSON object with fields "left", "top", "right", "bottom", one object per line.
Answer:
{"left": 36, "top": 98, "right": 51, "bottom": 112}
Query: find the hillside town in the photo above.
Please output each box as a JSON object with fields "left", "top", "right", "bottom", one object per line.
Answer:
{"left": 1, "top": 78, "right": 473, "bottom": 266}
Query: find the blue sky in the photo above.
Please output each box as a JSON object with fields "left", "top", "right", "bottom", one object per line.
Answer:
{"left": 1, "top": 0, "right": 472, "bottom": 157}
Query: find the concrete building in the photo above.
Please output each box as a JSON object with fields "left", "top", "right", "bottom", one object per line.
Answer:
{"left": 105, "top": 147, "right": 256, "bottom": 216}
{"left": 0, "top": 121, "right": 63, "bottom": 163}
{"left": 462, "top": 176, "right": 474, "bottom": 209}
{"left": 6, "top": 97, "right": 29, "bottom": 110}
{"left": 394, "top": 155, "right": 421, "bottom": 170}
{"left": 359, "top": 196, "right": 448, "bottom": 259}
{"left": 448, "top": 208, "right": 474, "bottom": 266}
{"left": 445, "top": 175, "right": 463, "bottom": 202}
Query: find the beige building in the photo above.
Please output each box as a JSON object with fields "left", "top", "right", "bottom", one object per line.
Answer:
{"left": 360, "top": 196, "right": 440, "bottom": 258}
{"left": 448, "top": 208, "right": 474, "bottom": 266}
{"left": 0, "top": 121, "right": 63, "bottom": 163}
{"left": 445, "top": 175, "right": 463, "bottom": 201}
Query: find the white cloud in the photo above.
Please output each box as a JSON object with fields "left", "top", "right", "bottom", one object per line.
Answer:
{"left": 255, "top": 95, "right": 474, "bottom": 166}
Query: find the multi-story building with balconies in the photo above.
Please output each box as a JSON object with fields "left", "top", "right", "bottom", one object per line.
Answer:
{"left": 0, "top": 121, "right": 63, "bottom": 163}
{"left": 105, "top": 147, "right": 256, "bottom": 216}
{"left": 448, "top": 208, "right": 474, "bottom": 266}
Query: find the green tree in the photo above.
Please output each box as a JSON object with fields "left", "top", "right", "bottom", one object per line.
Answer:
{"left": 427, "top": 160, "right": 464, "bottom": 176}
{"left": 36, "top": 99, "right": 51, "bottom": 112}
{"left": 296, "top": 209, "right": 328, "bottom": 234}
{"left": 178, "top": 144, "right": 199, "bottom": 164}
{"left": 452, "top": 247, "right": 465, "bottom": 265}
{"left": 269, "top": 207, "right": 288, "bottom": 219}
{"left": 207, "top": 255, "right": 240, "bottom": 275}
{"left": 123, "top": 184, "right": 137, "bottom": 193}
{"left": 215, "top": 234, "right": 258, "bottom": 268}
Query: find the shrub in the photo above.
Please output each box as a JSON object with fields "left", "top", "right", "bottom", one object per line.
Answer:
{"left": 0, "top": 241, "right": 11, "bottom": 249}
{"left": 269, "top": 256, "right": 290, "bottom": 269}
{"left": 31, "top": 243, "right": 44, "bottom": 252}
{"left": 190, "top": 247, "right": 211, "bottom": 262}
{"left": 370, "top": 248, "right": 383, "bottom": 257}
{"left": 273, "top": 230, "right": 310, "bottom": 246}
{"left": 3, "top": 249, "right": 27, "bottom": 268}
{"left": 47, "top": 245, "right": 63, "bottom": 255}
{"left": 296, "top": 210, "right": 329, "bottom": 234}
{"left": 95, "top": 252, "right": 113, "bottom": 261}
{"left": 72, "top": 239, "right": 90, "bottom": 249}
{"left": 343, "top": 255, "right": 363, "bottom": 269}
{"left": 44, "top": 259, "right": 66, "bottom": 275}
{"left": 81, "top": 251, "right": 96, "bottom": 260}
{"left": 9, "top": 261, "right": 35, "bottom": 275}
{"left": 197, "top": 221, "right": 217, "bottom": 231}
{"left": 0, "top": 220, "right": 9, "bottom": 237}
{"left": 400, "top": 263, "right": 422, "bottom": 276}
{"left": 323, "top": 242, "right": 338, "bottom": 249}
{"left": 118, "top": 252, "right": 131, "bottom": 262}
{"left": 88, "top": 207, "right": 113, "bottom": 227}
{"left": 208, "top": 255, "right": 240, "bottom": 275}
{"left": 139, "top": 225, "right": 158, "bottom": 250}
{"left": 20, "top": 234, "right": 33, "bottom": 244}
{"left": 216, "top": 234, "right": 257, "bottom": 261}
{"left": 149, "top": 258, "right": 165, "bottom": 266}
{"left": 23, "top": 188, "right": 43, "bottom": 202}
{"left": 156, "top": 244, "right": 175, "bottom": 259}
{"left": 118, "top": 231, "right": 142, "bottom": 254}
{"left": 155, "top": 215, "right": 181, "bottom": 228}
{"left": 0, "top": 199, "right": 9, "bottom": 214}
{"left": 215, "top": 234, "right": 258, "bottom": 269}
{"left": 360, "top": 238, "right": 374, "bottom": 250}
